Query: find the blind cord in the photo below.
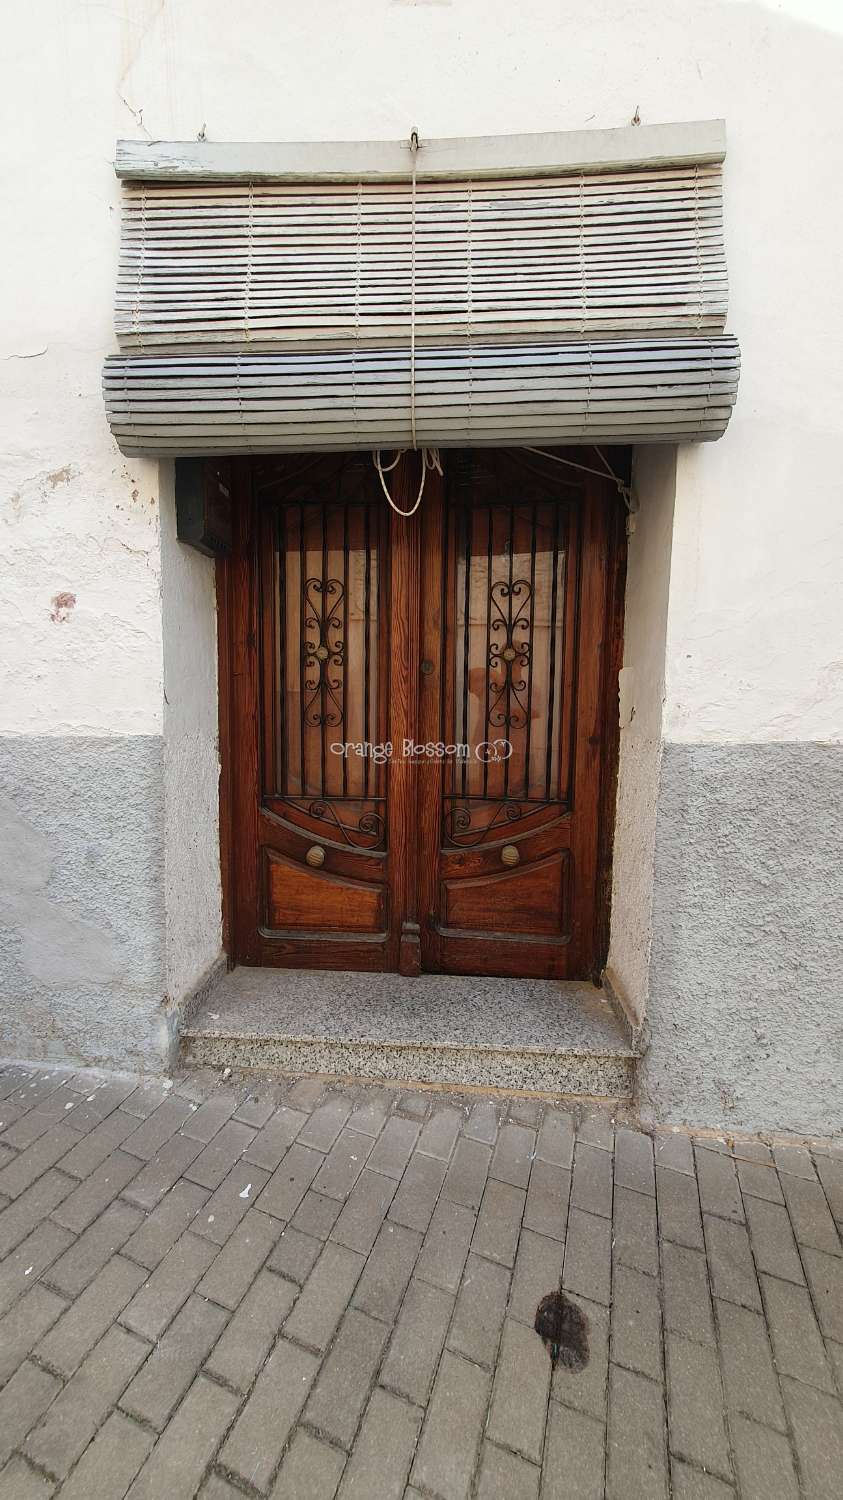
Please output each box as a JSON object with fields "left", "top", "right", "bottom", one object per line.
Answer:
{"left": 409, "top": 127, "right": 419, "bottom": 450}
{"left": 373, "top": 446, "right": 443, "bottom": 517}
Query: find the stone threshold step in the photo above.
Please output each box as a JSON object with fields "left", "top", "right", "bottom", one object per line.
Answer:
{"left": 180, "top": 967, "right": 637, "bottom": 1098}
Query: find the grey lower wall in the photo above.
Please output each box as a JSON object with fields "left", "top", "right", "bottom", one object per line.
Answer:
{"left": 640, "top": 742, "right": 843, "bottom": 1136}
{"left": 0, "top": 736, "right": 167, "bottom": 1072}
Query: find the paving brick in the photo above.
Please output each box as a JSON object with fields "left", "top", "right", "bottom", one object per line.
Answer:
{"left": 0, "top": 1169, "right": 74, "bottom": 1257}
{"left": 284, "top": 1240, "right": 366, "bottom": 1351}
{"left": 743, "top": 1193, "right": 805, "bottom": 1282}
{"left": 0, "top": 1456, "right": 55, "bottom": 1500}
{"left": 117, "top": 1133, "right": 206, "bottom": 1211}
{"left": 734, "top": 1143, "right": 784, "bottom": 1204}
{"left": 267, "top": 1223, "right": 322, "bottom": 1284}
{"left": 337, "top": 1387, "right": 422, "bottom": 1500}
{"left": 730, "top": 1414, "right": 799, "bottom": 1500}
{"left": 346, "top": 1089, "right": 391, "bottom": 1138}
{"left": 205, "top": 1268, "right": 297, "bottom": 1391}
{"left": 827, "top": 1337, "right": 843, "bottom": 1399}
{"left": 654, "top": 1130, "right": 695, "bottom": 1175}
{"left": 615, "top": 1128, "right": 655, "bottom": 1196}
{"left": 610, "top": 1263, "right": 662, "bottom": 1380}
{"left": 1, "top": 1107, "right": 58, "bottom": 1151}
{"left": 780, "top": 1170, "right": 842, "bottom": 1254}
{"left": 0, "top": 1360, "right": 62, "bottom": 1468}
{"left": 388, "top": 1148, "right": 447, "bottom": 1231}
{"left": 576, "top": 1108, "right": 615, "bottom": 1151}
{"left": 285, "top": 1076, "right": 327, "bottom": 1112}
{"left": 606, "top": 1362, "right": 668, "bottom": 1500}
{"left": 24, "top": 1324, "right": 149, "bottom": 1478}
{"left": 121, "top": 1229, "right": 217, "bottom": 1340}
{"left": 120, "top": 1096, "right": 195, "bottom": 1159}
{"left": 312, "top": 1125, "right": 374, "bottom": 1201}
{"left": 463, "top": 1099, "right": 500, "bottom": 1145}
{"left": 571, "top": 1141, "right": 614, "bottom": 1218}
{"left": 191, "top": 1160, "right": 271, "bottom": 1246}
{"left": 523, "top": 1158, "right": 570, "bottom": 1240}
{"left": 761, "top": 1272, "right": 835, "bottom": 1390}
{"left": 471, "top": 1178, "right": 525, "bottom": 1268}
{"left": 410, "top": 1349, "right": 490, "bottom": 1500}
{"left": 232, "top": 1082, "right": 284, "bottom": 1129}
{"left": 489, "top": 1122, "right": 535, "bottom": 1188}
{"left": 703, "top": 1215, "right": 762, "bottom": 1310}
{"left": 508, "top": 1098, "right": 542, "bottom": 1127}
{"left": 367, "top": 1116, "right": 422, "bottom": 1179}
{"left": 46, "top": 1199, "right": 144, "bottom": 1296}
{"left": 36, "top": 1255, "right": 146, "bottom": 1377}
{"left": 57, "top": 1411, "right": 154, "bottom": 1500}
{"left": 417, "top": 1196, "right": 476, "bottom": 1290}
{"left": 180, "top": 1090, "right": 239, "bottom": 1142}
{"left": 613, "top": 1184, "right": 659, "bottom": 1275}
{"left": 243, "top": 1104, "right": 308, "bottom": 1169}
{"left": 814, "top": 1150, "right": 843, "bottom": 1220}
{"left": 120, "top": 1078, "right": 174, "bottom": 1119}
{"left": 563, "top": 1207, "right": 612, "bottom": 1306}
{"left": 780, "top": 1374, "right": 843, "bottom": 1500}
{"left": 121, "top": 1179, "right": 209, "bottom": 1268}
{"left": 57, "top": 1110, "right": 138, "bottom": 1178}
{"left": 257, "top": 1142, "right": 324, "bottom": 1219}
{"left": 305, "top": 1308, "right": 390, "bottom": 1448}
{"left": 292, "top": 1187, "right": 343, "bottom": 1239}
{"left": 442, "top": 1135, "right": 492, "bottom": 1209}
{"left": 447, "top": 1251, "right": 510, "bottom": 1368}
{"left": 51, "top": 1149, "right": 142, "bottom": 1233}
{"left": 662, "top": 1242, "right": 715, "bottom": 1345}
{"left": 670, "top": 1459, "right": 736, "bottom": 1499}
{"left": 665, "top": 1334, "right": 731, "bottom": 1480}
{"left": 802, "top": 1245, "right": 843, "bottom": 1341}
{"left": 477, "top": 1441, "right": 540, "bottom": 1500}
{"left": 416, "top": 1106, "right": 463, "bottom": 1161}
{"left": 197, "top": 1207, "right": 284, "bottom": 1308}
{"left": 773, "top": 1141, "right": 817, "bottom": 1180}
{"left": 352, "top": 1221, "right": 421, "bottom": 1322}
{"left": 272, "top": 1429, "right": 346, "bottom": 1500}
{"left": 535, "top": 1108, "right": 574, "bottom": 1169}
{"left": 714, "top": 1297, "right": 785, "bottom": 1430}
{"left": 0, "top": 1122, "right": 82, "bottom": 1199}
{"left": 0, "top": 1218, "right": 75, "bottom": 1316}
{"left": 121, "top": 1293, "right": 228, "bottom": 1429}
{"left": 126, "top": 1374, "right": 239, "bottom": 1500}
{"left": 542, "top": 1403, "right": 604, "bottom": 1500}
{"left": 297, "top": 1092, "right": 355, "bottom": 1151}
{"left": 331, "top": 1168, "right": 397, "bottom": 1254}
{"left": 509, "top": 1228, "right": 565, "bottom": 1325}
{"left": 694, "top": 1144, "right": 744, "bottom": 1222}
{"left": 0, "top": 1284, "right": 68, "bottom": 1384}
{"left": 656, "top": 1164, "right": 705, "bottom": 1250}
{"left": 183, "top": 1119, "right": 256, "bottom": 1191}
{"left": 551, "top": 1296, "right": 608, "bottom": 1420}
{"left": 380, "top": 1276, "right": 454, "bottom": 1405}
{"left": 487, "top": 1316, "right": 551, "bottom": 1463}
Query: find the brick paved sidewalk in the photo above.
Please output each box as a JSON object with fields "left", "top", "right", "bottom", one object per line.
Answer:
{"left": 0, "top": 1062, "right": 841, "bottom": 1499}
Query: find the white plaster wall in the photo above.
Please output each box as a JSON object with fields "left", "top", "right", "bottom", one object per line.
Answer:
{"left": 3, "top": 0, "right": 841, "bottom": 747}
{"left": 606, "top": 449, "right": 677, "bottom": 1026}
{"left": 159, "top": 466, "right": 223, "bottom": 1008}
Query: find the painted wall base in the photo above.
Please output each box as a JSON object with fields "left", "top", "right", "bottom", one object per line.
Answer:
{"left": 640, "top": 742, "right": 843, "bottom": 1136}
{"left": 0, "top": 736, "right": 168, "bottom": 1071}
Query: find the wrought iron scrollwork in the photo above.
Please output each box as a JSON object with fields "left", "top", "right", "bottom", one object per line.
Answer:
{"left": 283, "top": 798, "right": 386, "bottom": 851}
{"left": 445, "top": 798, "right": 551, "bottom": 847}
{"left": 303, "top": 577, "right": 345, "bottom": 728}
{"left": 488, "top": 579, "right": 532, "bottom": 730}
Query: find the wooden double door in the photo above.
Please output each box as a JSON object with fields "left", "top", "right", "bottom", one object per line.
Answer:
{"left": 221, "top": 448, "right": 623, "bottom": 979}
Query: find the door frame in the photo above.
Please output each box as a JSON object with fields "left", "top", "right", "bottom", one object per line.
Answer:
{"left": 216, "top": 451, "right": 627, "bottom": 982}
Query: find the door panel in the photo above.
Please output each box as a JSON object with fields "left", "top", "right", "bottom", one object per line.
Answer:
{"left": 417, "top": 449, "right": 614, "bottom": 979}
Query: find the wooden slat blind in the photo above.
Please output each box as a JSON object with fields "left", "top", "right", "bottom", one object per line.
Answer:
{"left": 105, "top": 126, "right": 740, "bottom": 453}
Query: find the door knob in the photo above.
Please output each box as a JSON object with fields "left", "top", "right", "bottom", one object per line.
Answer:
{"left": 501, "top": 844, "right": 520, "bottom": 866}
{"left": 420, "top": 659, "right": 434, "bottom": 675}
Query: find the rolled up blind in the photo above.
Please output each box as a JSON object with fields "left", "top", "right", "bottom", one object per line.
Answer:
{"left": 105, "top": 125, "right": 740, "bottom": 453}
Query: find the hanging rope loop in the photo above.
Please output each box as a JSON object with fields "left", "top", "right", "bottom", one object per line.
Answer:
{"left": 373, "top": 447, "right": 443, "bottom": 517}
